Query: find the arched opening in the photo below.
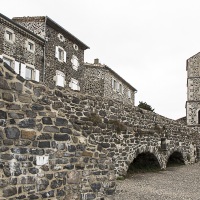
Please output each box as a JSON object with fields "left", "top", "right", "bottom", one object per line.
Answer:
{"left": 127, "top": 152, "right": 160, "bottom": 174}
{"left": 167, "top": 151, "right": 184, "bottom": 167}
{"left": 198, "top": 110, "right": 200, "bottom": 124}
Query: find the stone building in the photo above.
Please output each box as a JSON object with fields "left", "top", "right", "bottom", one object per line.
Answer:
{"left": 0, "top": 13, "right": 137, "bottom": 104}
{"left": 12, "top": 16, "right": 89, "bottom": 91}
{"left": 186, "top": 52, "right": 200, "bottom": 126}
{"left": 0, "top": 13, "right": 44, "bottom": 82}
{"left": 83, "top": 59, "right": 137, "bottom": 105}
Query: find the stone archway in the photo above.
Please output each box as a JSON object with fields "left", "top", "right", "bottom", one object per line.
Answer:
{"left": 127, "top": 152, "right": 161, "bottom": 174}
{"left": 115, "top": 145, "right": 164, "bottom": 177}
{"left": 166, "top": 151, "right": 185, "bottom": 167}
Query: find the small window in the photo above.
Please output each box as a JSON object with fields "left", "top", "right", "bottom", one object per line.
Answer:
{"left": 4, "top": 57, "right": 13, "bottom": 67}
{"left": 55, "top": 46, "right": 67, "bottom": 62}
{"left": 26, "top": 39, "right": 35, "bottom": 53}
{"left": 127, "top": 90, "right": 131, "bottom": 98}
{"left": 111, "top": 78, "right": 119, "bottom": 91}
{"left": 73, "top": 44, "right": 79, "bottom": 51}
{"left": 69, "top": 78, "right": 80, "bottom": 91}
{"left": 71, "top": 55, "right": 79, "bottom": 70}
{"left": 20, "top": 63, "right": 39, "bottom": 82}
{"left": 57, "top": 33, "right": 65, "bottom": 42}
{"left": 4, "top": 28, "right": 15, "bottom": 43}
{"left": 55, "top": 70, "right": 65, "bottom": 87}
{"left": 3, "top": 55, "right": 15, "bottom": 69}
{"left": 25, "top": 67, "right": 33, "bottom": 80}
{"left": 119, "top": 83, "right": 123, "bottom": 94}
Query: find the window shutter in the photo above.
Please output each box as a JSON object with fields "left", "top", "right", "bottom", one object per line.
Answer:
{"left": 20, "top": 63, "right": 26, "bottom": 78}
{"left": 56, "top": 74, "right": 64, "bottom": 87}
{"left": 116, "top": 82, "right": 119, "bottom": 92}
{"left": 35, "top": 69, "right": 40, "bottom": 82}
{"left": 55, "top": 46, "right": 59, "bottom": 58}
{"left": 64, "top": 51, "right": 67, "bottom": 62}
{"left": 111, "top": 78, "right": 114, "bottom": 88}
{"left": 14, "top": 61, "right": 20, "bottom": 74}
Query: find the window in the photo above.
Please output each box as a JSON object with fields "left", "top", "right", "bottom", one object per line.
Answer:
{"left": 111, "top": 78, "right": 121, "bottom": 92}
{"left": 73, "top": 44, "right": 79, "bottom": 51}
{"left": 25, "top": 67, "right": 33, "bottom": 80}
{"left": 71, "top": 55, "right": 79, "bottom": 70}
{"left": 57, "top": 33, "right": 65, "bottom": 42}
{"left": 2, "top": 55, "right": 15, "bottom": 70}
{"left": 127, "top": 89, "right": 131, "bottom": 99}
{"left": 119, "top": 83, "right": 123, "bottom": 94}
{"left": 69, "top": 78, "right": 80, "bottom": 91}
{"left": 20, "top": 63, "right": 40, "bottom": 82}
{"left": 55, "top": 70, "right": 66, "bottom": 87}
{"left": 55, "top": 46, "right": 67, "bottom": 62}
{"left": 4, "top": 57, "right": 13, "bottom": 67}
{"left": 4, "top": 28, "right": 15, "bottom": 43}
{"left": 26, "top": 39, "right": 35, "bottom": 53}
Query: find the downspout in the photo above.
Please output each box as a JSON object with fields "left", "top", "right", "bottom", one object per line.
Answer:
{"left": 42, "top": 16, "right": 48, "bottom": 83}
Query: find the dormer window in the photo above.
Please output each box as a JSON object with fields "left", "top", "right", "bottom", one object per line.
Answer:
{"left": 55, "top": 46, "right": 67, "bottom": 63}
{"left": 71, "top": 55, "right": 79, "bottom": 70}
{"left": 26, "top": 39, "right": 35, "bottom": 53}
{"left": 4, "top": 28, "right": 15, "bottom": 43}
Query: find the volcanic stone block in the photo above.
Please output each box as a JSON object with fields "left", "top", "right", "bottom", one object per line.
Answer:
{"left": 5, "top": 127, "right": 20, "bottom": 139}
{"left": 55, "top": 117, "right": 68, "bottom": 126}
{"left": 2, "top": 92, "right": 13, "bottom": 102}
{"left": 54, "top": 133, "right": 70, "bottom": 141}
{"left": 0, "top": 78, "right": 10, "bottom": 90}
{"left": 21, "top": 130, "right": 36, "bottom": 140}
{"left": 3, "top": 186, "right": 17, "bottom": 197}
{"left": 43, "top": 126, "right": 59, "bottom": 133}
{"left": 42, "top": 117, "right": 52, "bottom": 125}
{"left": 38, "top": 141, "right": 51, "bottom": 148}
{"left": 0, "top": 110, "right": 7, "bottom": 119}
{"left": 50, "top": 180, "right": 63, "bottom": 189}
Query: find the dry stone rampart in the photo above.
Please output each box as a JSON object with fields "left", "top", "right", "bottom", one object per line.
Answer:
{"left": 0, "top": 60, "right": 199, "bottom": 199}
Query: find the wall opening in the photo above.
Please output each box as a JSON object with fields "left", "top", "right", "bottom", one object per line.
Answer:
{"left": 127, "top": 152, "right": 160, "bottom": 175}
{"left": 167, "top": 151, "right": 184, "bottom": 167}
{"left": 198, "top": 110, "right": 200, "bottom": 124}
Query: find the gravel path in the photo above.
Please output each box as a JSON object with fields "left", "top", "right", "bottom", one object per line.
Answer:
{"left": 114, "top": 163, "right": 200, "bottom": 200}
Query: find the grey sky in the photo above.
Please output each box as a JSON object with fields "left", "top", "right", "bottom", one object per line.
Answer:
{"left": 2, "top": 0, "right": 200, "bottom": 119}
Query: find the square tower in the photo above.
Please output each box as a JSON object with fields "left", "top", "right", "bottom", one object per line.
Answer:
{"left": 186, "top": 52, "right": 200, "bottom": 126}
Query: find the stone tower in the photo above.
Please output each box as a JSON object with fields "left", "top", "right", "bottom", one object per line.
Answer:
{"left": 186, "top": 52, "right": 200, "bottom": 126}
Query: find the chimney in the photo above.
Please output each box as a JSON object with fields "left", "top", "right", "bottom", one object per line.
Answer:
{"left": 94, "top": 58, "right": 99, "bottom": 64}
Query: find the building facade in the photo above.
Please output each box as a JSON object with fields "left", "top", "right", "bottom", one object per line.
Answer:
{"left": 0, "top": 13, "right": 137, "bottom": 105}
{"left": 83, "top": 59, "right": 137, "bottom": 105}
{"left": 13, "top": 16, "right": 89, "bottom": 91}
{"left": 0, "top": 13, "right": 44, "bottom": 82}
{"left": 186, "top": 52, "right": 200, "bottom": 126}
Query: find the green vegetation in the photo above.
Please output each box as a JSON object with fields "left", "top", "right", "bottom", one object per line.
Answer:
{"left": 138, "top": 101, "right": 154, "bottom": 112}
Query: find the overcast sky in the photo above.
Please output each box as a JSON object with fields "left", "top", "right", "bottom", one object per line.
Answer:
{"left": 2, "top": 0, "right": 200, "bottom": 120}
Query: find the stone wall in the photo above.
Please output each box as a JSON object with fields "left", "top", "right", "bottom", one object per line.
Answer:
{"left": 0, "top": 60, "right": 199, "bottom": 199}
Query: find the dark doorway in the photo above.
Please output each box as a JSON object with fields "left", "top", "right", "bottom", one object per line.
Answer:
{"left": 167, "top": 151, "right": 184, "bottom": 167}
{"left": 127, "top": 152, "right": 160, "bottom": 174}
